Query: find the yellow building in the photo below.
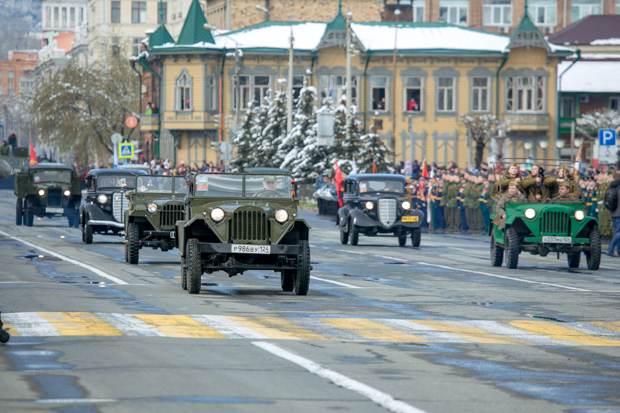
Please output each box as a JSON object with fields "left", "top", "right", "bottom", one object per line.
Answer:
{"left": 139, "top": 0, "right": 571, "bottom": 168}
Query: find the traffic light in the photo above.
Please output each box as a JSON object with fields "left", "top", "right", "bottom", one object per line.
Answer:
{"left": 224, "top": 114, "right": 232, "bottom": 130}
{"left": 213, "top": 114, "right": 222, "bottom": 128}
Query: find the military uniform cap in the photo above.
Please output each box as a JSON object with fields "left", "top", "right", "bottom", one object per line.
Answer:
{"left": 509, "top": 162, "right": 518, "bottom": 168}
{"left": 509, "top": 180, "right": 518, "bottom": 186}
{"left": 558, "top": 181, "right": 570, "bottom": 188}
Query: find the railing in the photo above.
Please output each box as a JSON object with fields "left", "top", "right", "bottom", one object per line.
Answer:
{"left": 140, "top": 115, "right": 159, "bottom": 126}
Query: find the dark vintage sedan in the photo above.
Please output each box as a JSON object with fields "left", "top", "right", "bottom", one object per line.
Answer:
{"left": 79, "top": 169, "right": 147, "bottom": 244}
{"left": 337, "top": 174, "right": 424, "bottom": 247}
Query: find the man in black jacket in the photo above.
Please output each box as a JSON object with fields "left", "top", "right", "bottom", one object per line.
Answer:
{"left": 604, "top": 172, "right": 620, "bottom": 257}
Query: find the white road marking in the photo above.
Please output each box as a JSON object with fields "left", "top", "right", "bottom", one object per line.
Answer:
{"left": 335, "top": 249, "right": 366, "bottom": 255}
{"left": 564, "top": 322, "right": 620, "bottom": 338}
{"left": 253, "top": 341, "right": 427, "bottom": 413}
{"left": 374, "top": 255, "right": 408, "bottom": 262}
{"left": 379, "top": 319, "right": 470, "bottom": 343}
{"left": 310, "top": 276, "right": 361, "bottom": 288}
{"left": 0, "top": 229, "right": 129, "bottom": 285}
{"left": 2, "top": 312, "right": 61, "bottom": 337}
{"left": 465, "top": 320, "right": 574, "bottom": 346}
{"left": 95, "top": 313, "right": 166, "bottom": 337}
{"left": 191, "top": 315, "right": 268, "bottom": 339}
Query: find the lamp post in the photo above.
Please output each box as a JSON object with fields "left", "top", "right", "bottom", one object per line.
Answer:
{"left": 345, "top": 11, "right": 352, "bottom": 141}
{"left": 390, "top": 8, "right": 401, "bottom": 159}
{"left": 286, "top": 25, "right": 294, "bottom": 133}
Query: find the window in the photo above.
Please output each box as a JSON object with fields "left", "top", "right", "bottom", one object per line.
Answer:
{"left": 132, "top": 2, "right": 147, "bottom": 24}
{"left": 111, "top": 2, "right": 121, "bottom": 23}
{"left": 209, "top": 76, "right": 217, "bottom": 110}
{"left": 437, "top": 77, "right": 455, "bottom": 112}
{"left": 528, "top": 0, "right": 556, "bottom": 25}
{"left": 45, "top": 6, "right": 51, "bottom": 27}
{"left": 571, "top": 0, "right": 601, "bottom": 22}
{"left": 8, "top": 71, "right": 13, "bottom": 93}
{"left": 371, "top": 76, "right": 388, "bottom": 111}
{"left": 471, "top": 77, "right": 489, "bottom": 112}
{"left": 404, "top": 77, "right": 422, "bottom": 112}
{"left": 319, "top": 75, "right": 359, "bottom": 105}
{"left": 78, "top": 7, "right": 84, "bottom": 25}
{"left": 233, "top": 75, "right": 250, "bottom": 110}
{"left": 439, "top": 0, "right": 468, "bottom": 25}
{"left": 610, "top": 97, "right": 619, "bottom": 111}
{"left": 132, "top": 38, "right": 142, "bottom": 56}
{"left": 412, "top": 1, "right": 425, "bottom": 21}
{"left": 158, "top": 2, "right": 167, "bottom": 23}
{"left": 617, "top": 0, "right": 620, "bottom": 13}
{"left": 561, "top": 96, "right": 574, "bottom": 117}
{"left": 253, "top": 76, "right": 270, "bottom": 106}
{"left": 293, "top": 76, "right": 304, "bottom": 100}
{"left": 61, "top": 7, "right": 66, "bottom": 28}
{"left": 483, "top": 0, "right": 512, "bottom": 26}
{"left": 53, "top": 7, "right": 59, "bottom": 27}
{"left": 505, "top": 76, "right": 545, "bottom": 112}
{"left": 176, "top": 71, "right": 192, "bottom": 111}
{"left": 70, "top": 7, "right": 75, "bottom": 27}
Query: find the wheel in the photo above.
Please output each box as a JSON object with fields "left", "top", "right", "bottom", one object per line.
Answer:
{"left": 81, "top": 218, "right": 86, "bottom": 242}
{"left": 585, "top": 227, "right": 601, "bottom": 271}
{"left": 127, "top": 223, "right": 140, "bottom": 264}
{"left": 567, "top": 252, "right": 581, "bottom": 269}
{"left": 186, "top": 239, "right": 202, "bottom": 294}
{"left": 294, "top": 240, "right": 310, "bottom": 296}
{"left": 181, "top": 256, "right": 187, "bottom": 290}
{"left": 411, "top": 228, "right": 421, "bottom": 248}
{"left": 15, "top": 198, "right": 22, "bottom": 226}
{"left": 281, "top": 270, "right": 294, "bottom": 292}
{"left": 84, "top": 222, "right": 93, "bottom": 244}
{"left": 24, "top": 199, "right": 34, "bottom": 227}
{"left": 349, "top": 218, "right": 359, "bottom": 246}
{"left": 490, "top": 233, "right": 504, "bottom": 267}
{"left": 0, "top": 329, "right": 9, "bottom": 343}
{"left": 398, "top": 235, "right": 407, "bottom": 247}
{"left": 124, "top": 242, "right": 129, "bottom": 263}
{"left": 505, "top": 227, "right": 520, "bottom": 269}
{"left": 339, "top": 226, "right": 349, "bottom": 245}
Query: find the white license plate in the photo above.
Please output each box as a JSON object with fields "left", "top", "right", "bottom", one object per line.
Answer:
{"left": 231, "top": 244, "right": 271, "bottom": 254}
{"left": 542, "top": 236, "right": 572, "bottom": 244}
{"left": 45, "top": 207, "right": 63, "bottom": 213}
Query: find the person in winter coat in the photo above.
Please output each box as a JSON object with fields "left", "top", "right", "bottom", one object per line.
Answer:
{"left": 604, "top": 171, "right": 620, "bottom": 257}
{"left": 0, "top": 141, "right": 10, "bottom": 157}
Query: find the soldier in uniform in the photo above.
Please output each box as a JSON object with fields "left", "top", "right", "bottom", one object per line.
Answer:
{"left": 494, "top": 181, "right": 527, "bottom": 230}
{"left": 545, "top": 166, "right": 581, "bottom": 199}
{"left": 253, "top": 175, "right": 282, "bottom": 198}
{"left": 551, "top": 181, "right": 578, "bottom": 200}
{"left": 480, "top": 178, "right": 490, "bottom": 234}
{"left": 440, "top": 176, "right": 450, "bottom": 230}
{"left": 597, "top": 173, "right": 613, "bottom": 237}
{"left": 521, "top": 163, "right": 547, "bottom": 201}
{"left": 587, "top": 179, "right": 599, "bottom": 218}
{"left": 432, "top": 179, "right": 445, "bottom": 230}
{"left": 446, "top": 175, "right": 459, "bottom": 231}
{"left": 457, "top": 177, "right": 468, "bottom": 233}
{"left": 498, "top": 163, "right": 523, "bottom": 197}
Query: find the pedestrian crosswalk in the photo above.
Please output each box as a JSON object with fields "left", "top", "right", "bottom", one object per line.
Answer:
{"left": 3, "top": 312, "right": 620, "bottom": 346}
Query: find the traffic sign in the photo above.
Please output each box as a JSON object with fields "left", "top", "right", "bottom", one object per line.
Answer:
{"left": 111, "top": 133, "right": 123, "bottom": 145}
{"left": 119, "top": 143, "right": 134, "bottom": 158}
{"left": 219, "top": 141, "right": 232, "bottom": 154}
{"left": 599, "top": 129, "right": 616, "bottom": 146}
{"left": 125, "top": 116, "right": 139, "bottom": 129}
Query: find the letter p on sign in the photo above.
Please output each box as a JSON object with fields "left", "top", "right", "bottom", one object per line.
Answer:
{"left": 599, "top": 129, "right": 616, "bottom": 146}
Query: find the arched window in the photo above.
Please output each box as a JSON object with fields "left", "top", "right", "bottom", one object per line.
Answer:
{"left": 176, "top": 70, "right": 192, "bottom": 111}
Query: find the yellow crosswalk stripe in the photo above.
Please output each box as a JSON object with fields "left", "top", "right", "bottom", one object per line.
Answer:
{"left": 590, "top": 322, "right": 620, "bottom": 334}
{"left": 1, "top": 321, "right": 20, "bottom": 337}
{"left": 509, "top": 321, "right": 620, "bottom": 347}
{"left": 132, "top": 315, "right": 227, "bottom": 338}
{"left": 38, "top": 312, "right": 122, "bottom": 336}
{"left": 250, "top": 317, "right": 327, "bottom": 341}
{"left": 413, "top": 320, "right": 530, "bottom": 345}
{"left": 321, "top": 318, "right": 430, "bottom": 342}
{"left": 224, "top": 316, "right": 304, "bottom": 340}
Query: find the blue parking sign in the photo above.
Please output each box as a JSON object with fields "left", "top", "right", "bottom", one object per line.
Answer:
{"left": 599, "top": 129, "right": 616, "bottom": 146}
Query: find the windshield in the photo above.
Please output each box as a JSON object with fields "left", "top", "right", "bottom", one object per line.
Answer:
{"left": 136, "top": 176, "right": 184, "bottom": 193}
{"left": 359, "top": 179, "right": 404, "bottom": 195}
{"left": 245, "top": 175, "right": 293, "bottom": 198}
{"left": 97, "top": 175, "right": 135, "bottom": 190}
{"left": 194, "top": 174, "right": 243, "bottom": 197}
{"left": 32, "top": 170, "right": 71, "bottom": 183}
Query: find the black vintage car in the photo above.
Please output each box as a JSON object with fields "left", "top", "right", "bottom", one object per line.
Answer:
{"left": 337, "top": 174, "right": 424, "bottom": 247}
{"left": 79, "top": 169, "right": 147, "bottom": 244}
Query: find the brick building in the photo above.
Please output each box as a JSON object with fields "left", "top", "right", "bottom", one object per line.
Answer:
{"left": 0, "top": 51, "right": 38, "bottom": 97}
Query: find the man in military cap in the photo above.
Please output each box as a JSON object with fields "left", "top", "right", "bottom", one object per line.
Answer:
{"left": 494, "top": 180, "right": 527, "bottom": 230}
{"left": 253, "top": 175, "right": 281, "bottom": 198}
{"left": 545, "top": 166, "right": 581, "bottom": 199}
{"left": 551, "top": 181, "right": 578, "bottom": 200}
{"left": 522, "top": 163, "right": 548, "bottom": 201}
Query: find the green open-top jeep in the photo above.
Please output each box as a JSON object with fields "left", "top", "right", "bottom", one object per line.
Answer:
{"left": 14, "top": 164, "right": 82, "bottom": 227}
{"left": 176, "top": 173, "right": 312, "bottom": 295}
{"left": 124, "top": 175, "right": 188, "bottom": 264}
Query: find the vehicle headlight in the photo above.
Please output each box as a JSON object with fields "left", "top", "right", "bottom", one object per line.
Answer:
{"left": 402, "top": 201, "right": 411, "bottom": 210}
{"left": 574, "top": 210, "right": 585, "bottom": 221}
{"left": 275, "top": 209, "right": 289, "bottom": 223}
{"left": 524, "top": 208, "right": 536, "bottom": 220}
{"left": 38, "top": 189, "right": 45, "bottom": 196}
{"left": 63, "top": 190, "right": 71, "bottom": 197}
{"left": 210, "top": 207, "right": 225, "bottom": 222}
{"left": 98, "top": 194, "right": 108, "bottom": 204}
{"left": 365, "top": 201, "right": 374, "bottom": 210}
{"left": 147, "top": 203, "right": 158, "bottom": 214}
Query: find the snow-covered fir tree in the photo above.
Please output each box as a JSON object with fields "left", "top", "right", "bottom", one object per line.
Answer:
{"left": 231, "top": 101, "right": 256, "bottom": 171}
{"left": 357, "top": 130, "right": 392, "bottom": 173}
{"left": 256, "top": 85, "right": 287, "bottom": 167}
{"left": 278, "top": 86, "right": 317, "bottom": 171}
{"left": 246, "top": 93, "right": 271, "bottom": 168}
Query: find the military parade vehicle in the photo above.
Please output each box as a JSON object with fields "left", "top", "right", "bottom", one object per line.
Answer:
{"left": 176, "top": 173, "right": 312, "bottom": 295}
{"left": 489, "top": 159, "right": 600, "bottom": 270}
{"left": 14, "top": 164, "right": 82, "bottom": 227}
{"left": 337, "top": 174, "right": 424, "bottom": 247}
{"left": 80, "top": 169, "right": 147, "bottom": 244}
{"left": 124, "top": 175, "right": 188, "bottom": 264}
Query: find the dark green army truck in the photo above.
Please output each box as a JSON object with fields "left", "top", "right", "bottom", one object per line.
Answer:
{"left": 14, "top": 164, "right": 82, "bottom": 227}
{"left": 176, "top": 173, "right": 312, "bottom": 296}
{"left": 124, "top": 175, "right": 188, "bottom": 264}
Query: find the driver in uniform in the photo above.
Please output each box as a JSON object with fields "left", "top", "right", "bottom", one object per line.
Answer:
{"left": 494, "top": 180, "right": 526, "bottom": 230}
{"left": 253, "top": 176, "right": 281, "bottom": 198}
{"left": 551, "top": 181, "right": 578, "bottom": 200}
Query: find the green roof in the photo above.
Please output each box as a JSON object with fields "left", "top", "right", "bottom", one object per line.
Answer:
{"left": 149, "top": 25, "right": 174, "bottom": 50}
{"left": 507, "top": 1, "right": 550, "bottom": 51}
{"left": 325, "top": 2, "right": 346, "bottom": 31}
{"left": 176, "top": 0, "right": 215, "bottom": 45}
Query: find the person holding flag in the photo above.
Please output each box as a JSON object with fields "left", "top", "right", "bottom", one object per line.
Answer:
{"left": 335, "top": 160, "right": 344, "bottom": 208}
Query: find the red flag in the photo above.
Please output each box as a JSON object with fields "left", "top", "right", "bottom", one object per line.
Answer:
{"left": 372, "top": 162, "right": 377, "bottom": 174}
{"left": 334, "top": 160, "right": 343, "bottom": 207}
{"left": 29, "top": 140, "right": 38, "bottom": 166}
{"left": 421, "top": 159, "right": 429, "bottom": 179}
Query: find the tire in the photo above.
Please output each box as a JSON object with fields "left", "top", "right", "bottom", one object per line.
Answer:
{"left": 127, "top": 223, "right": 140, "bottom": 265}
{"left": 25, "top": 209, "right": 34, "bottom": 227}
{"left": 490, "top": 233, "right": 504, "bottom": 267}
{"left": 586, "top": 227, "right": 601, "bottom": 271}
{"left": 411, "top": 228, "right": 421, "bottom": 248}
{"left": 124, "top": 242, "right": 129, "bottom": 263}
{"left": 349, "top": 218, "right": 359, "bottom": 246}
{"left": 294, "top": 240, "right": 310, "bottom": 296}
{"left": 0, "top": 329, "right": 9, "bottom": 343}
{"left": 567, "top": 252, "right": 581, "bottom": 269}
{"left": 186, "top": 239, "right": 202, "bottom": 294}
{"left": 339, "top": 226, "right": 349, "bottom": 245}
{"left": 84, "top": 222, "right": 93, "bottom": 244}
{"left": 398, "top": 235, "right": 407, "bottom": 247}
{"left": 281, "top": 270, "right": 294, "bottom": 292}
{"left": 15, "top": 198, "right": 22, "bottom": 226}
{"left": 181, "top": 256, "right": 187, "bottom": 290}
{"left": 505, "top": 227, "right": 520, "bottom": 269}
{"left": 81, "top": 217, "right": 86, "bottom": 242}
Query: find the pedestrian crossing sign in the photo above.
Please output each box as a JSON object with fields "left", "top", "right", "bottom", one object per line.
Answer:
{"left": 119, "top": 143, "right": 134, "bottom": 159}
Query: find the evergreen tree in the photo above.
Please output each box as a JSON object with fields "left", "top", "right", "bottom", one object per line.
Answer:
{"left": 246, "top": 93, "right": 271, "bottom": 167}
{"left": 231, "top": 101, "right": 255, "bottom": 171}
{"left": 278, "top": 86, "right": 317, "bottom": 171}
{"left": 357, "top": 130, "right": 392, "bottom": 173}
{"left": 257, "top": 87, "right": 287, "bottom": 167}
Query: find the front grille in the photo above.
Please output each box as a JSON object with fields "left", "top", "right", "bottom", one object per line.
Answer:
{"left": 541, "top": 211, "right": 570, "bottom": 235}
{"left": 47, "top": 188, "right": 62, "bottom": 207}
{"left": 112, "top": 192, "right": 129, "bottom": 223}
{"left": 160, "top": 204, "right": 184, "bottom": 229}
{"left": 378, "top": 198, "right": 397, "bottom": 227}
{"left": 230, "top": 210, "right": 268, "bottom": 242}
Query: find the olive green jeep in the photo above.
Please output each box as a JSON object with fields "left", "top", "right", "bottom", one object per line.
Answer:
{"left": 14, "top": 164, "right": 82, "bottom": 227}
{"left": 176, "top": 173, "right": 312, "bottom": 295}
{"left": 124, "top": 175, "right": 188, "bottom": 264}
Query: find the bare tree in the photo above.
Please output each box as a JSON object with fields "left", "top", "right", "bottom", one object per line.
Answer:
{"left": 459, "top": 113, "right": 511, "bottom": 169}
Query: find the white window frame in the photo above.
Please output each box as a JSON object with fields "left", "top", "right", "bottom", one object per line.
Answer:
{"left": 439, "top": 4, "right": 468, "bottom": 25}
{"left": 610, "top": 96, "right": 619, "bottom": 111}
{"left": 208, "top": 75, "right": 217, "bottom": 110}
{"left": 53, "top": 7, "right": 59, "bottom": 27}
{"left": 45, "top": 6, "right": 51, "bottom": 28}
{"left": 253, "top": 75, "right": 271, "bottom": 106}
{"left": 70, "top": 7, "right": 75, "bottom": 27}
{"left": 111, "top": 1, "right": 121, "bottom": 23}
{"left": 233, "top": 75, "right": 251, "bottom": 110}
{"left": 571, "top": 1, "right": 601, "bottom": 22}
{"left": 403, "top": 76, "right": 423, "bottom": 112}
{"left": 132, "top": 38, "right": 142, "bottom": 56}
{"left": 370, "top": 76, "right": 389, "bottom": 112}
{"left": 175, "top": 70, "right": 193, "bottom": 112}
{"left": 561, "top": 95, "right": 575, "bottom": 118}
{"left": 132, "top": 1, "right": 147, "bottom": 24}
{"left": 616, "top": 0, "right": 620, "bottom": 13}
{"left": 318, "top": 74, "right": 359, "bottom": 105}
{"left": 505, "top": 76, "right": 546, "bottom": 113}
{"left": 529, "top": 4, "right": 556, "bottom": 26}
{"left": 483, "top": 0, "right": 512, "bottom": 26}
{"left": 471, "top": 77, "right": 490, "bottom": 112}
{"left": 412, "top": 4, "right": 425, "bottom": 21}
{"left": 436, "top": 77, "right": 455, "bottom": 112}
{"left": 78, "top": 7, "right": 84, "bottom": 25}
{"left": 61, "top": 7, "right": 67, "bottom": 28}
{"left": 158, "top": 2, "right": 167, "bottom": 24}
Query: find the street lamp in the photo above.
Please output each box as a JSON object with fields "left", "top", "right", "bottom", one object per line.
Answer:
{"left": 390, "top": 9, "right": 401, "bottom": 157}
{"left": 539, "top": 140, "right": 549, "bottom": 149}
{"left": 345, "top": 11, "right": 353, "bottom": 142}
{"left": 574, "top": 137, "right": 584, "bottom": 147}
{"left": 555, "top": 139, "right": 566, "bottom": 149}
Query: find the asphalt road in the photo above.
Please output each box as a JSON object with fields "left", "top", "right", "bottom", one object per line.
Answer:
{"left": 0, "top": 190, "right": 619, "bottom": 413}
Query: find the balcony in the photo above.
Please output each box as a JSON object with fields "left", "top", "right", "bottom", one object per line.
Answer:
{"left": 139, "top": 114, "right": 159, "bottom": 131}
{"left": 504, "top": 113, "right": 550, "bottom": 129}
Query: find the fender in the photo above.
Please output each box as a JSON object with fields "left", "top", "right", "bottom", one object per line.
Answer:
{"left": 291, "top": 219, "right": 311, "bottom": 241}
{"left": 348, "top": 209, "right": 378, "bottom": 228}
{"left": 80, "top": 203, "right": 119, "bottom": 226}
{"left": 400, "top": 210, "right": 424, "bottom": 229}
{"left": 337, "top": 207, "right": 349, "bottom": 229}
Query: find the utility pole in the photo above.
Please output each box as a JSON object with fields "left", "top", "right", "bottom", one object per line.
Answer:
{"left": 345, "top": 11, "right": 352, "bottom": 141}
{"left": 391, "top": 9, "right": 401, "bottom": 159}
{"left": 286, "top": 27, "right": 294, "bottom": 133}
{"left": 235, "top": 44, "right": 241, "bottom": 134}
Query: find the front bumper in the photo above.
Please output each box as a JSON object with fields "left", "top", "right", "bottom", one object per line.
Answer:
{"left": 30, "top": 207, "right": 78, "bottom": 218}
{"left": 521, "top": 237, "right": 591, "bottom": 254}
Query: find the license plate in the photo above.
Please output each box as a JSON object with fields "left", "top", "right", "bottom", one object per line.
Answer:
{"left": 46, "top": 207, "right": 63, "bottom": 213}
{"left": 231, "top": 244, "right": 271, "bottom": 254}
{"left": 542, "top": 236, "right": 572, "bottom": 244}
{"left": 402, "top": 216, "right": 419, "bottom": 222}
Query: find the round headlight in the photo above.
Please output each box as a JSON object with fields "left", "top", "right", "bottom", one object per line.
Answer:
{"left": 98, "top": 194, "right": 108, "bottom": 204}
{"left": 402, "top": 201, "right": 411, "bottom": 210}
{"left": 574, "top": 210, "right": 585, "bottom": 221}
{"left": 365, "top": 201, "right": 374, "bottom": 210}
{"left": 210, "top": 208, "right": 225, "bottom": 222}
{"left": 525, "top": 208, "right": 536, "bottom": 220}
{"left": 38, "top": 189, "right": 45, "bottom": 196}
{"left": 275, "top": 209, "right": 289, "bottom": 223}
{"left": 63, "top": 190, "right": 71, "bottom": 197}
{"left": 147, "top": 203, "right": 158, "bottom": 214}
